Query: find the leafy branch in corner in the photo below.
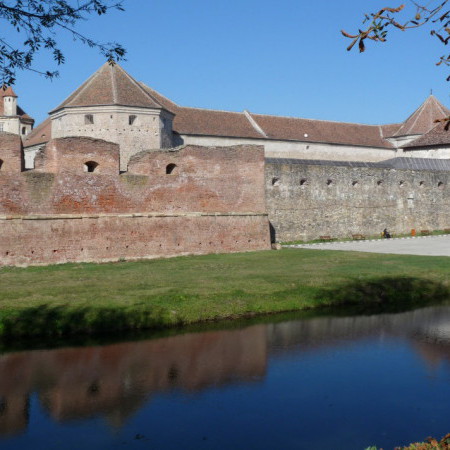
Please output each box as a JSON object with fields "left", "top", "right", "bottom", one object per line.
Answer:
{"left": 342, "top": 1, "right": 450, "bottom": 126}
{"left": 0, "top": 0, "right": 126, "bottom": 86}
{"left": 342, "top": 1, "right": 450, "bottom": 76}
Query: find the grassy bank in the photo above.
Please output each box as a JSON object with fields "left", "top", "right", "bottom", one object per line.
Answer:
{"left": 0, "top": 249, "right": 449, "bottom": 338}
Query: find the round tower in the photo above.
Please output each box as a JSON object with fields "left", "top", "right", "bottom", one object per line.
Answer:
{"left": 3, "top": 86, "right": 17, "bottom": 116}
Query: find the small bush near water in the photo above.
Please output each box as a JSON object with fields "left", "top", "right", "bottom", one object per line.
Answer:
{"left": 366, "top": 432, "right": 450, "bottom": 449}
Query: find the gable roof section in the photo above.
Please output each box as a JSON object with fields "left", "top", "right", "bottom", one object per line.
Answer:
{"left": 50, "top": 63, "right": 164, "bottom": 113}
{"left": 23, "top": 117, "right": 51, "bottom": 147}
{"left": 174, "top": 107, "right": 266, "bottom": 139}
{"left": 139, "top": 83, "right": 179, "bottom": 114}
{"left": 403, "top": 122, "right": 450, "bottom": 148}
{"left": 249, "top": 113, "right": 394, "bottom": 148}
{"left": 392, "top": 95, "right": 450, "bottom": 137}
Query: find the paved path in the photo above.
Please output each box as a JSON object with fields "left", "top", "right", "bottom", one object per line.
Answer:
{"left": 285, "top": 235, "right": 450, "bottom": 257}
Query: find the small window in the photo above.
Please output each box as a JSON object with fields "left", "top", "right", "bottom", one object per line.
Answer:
{"left": 272, "top": 177, "right": 280, "bottom": 186}
{"left": 129, "top": 115, "right": 137, "bottom": 125}
{"left": 419, "top": 181, "right": 425, "bottom": 187}
{"left": 84, "top": 161, "right": 98, "bottom": 173}
{"left": 84, "top": 114, "right": 94, "bottom": 125}
{"left": 377, "top": 180, "right": 383, "bottom": 186}
{"left": 399, "top": 180, "right": 404, "bottom": 187}
{"left": 438, "top": 181, "right": 444, "bottom": 189}
{"left": 166, "top": 163, "right": 177, "bottom": 175}
{"left": 21, "top": 127, "right": 26, "bottom": 135}
{"left": 0, "top": 159, "right": 3, "bottom": 170}
{"left": 300, "top": 179, "right": 308, "bottom": 186}
{"left": 352, "top": 181, "right": 358, "bottom": 187}
{"left": 327, "top": 179, "right": 333, "bottom": 186}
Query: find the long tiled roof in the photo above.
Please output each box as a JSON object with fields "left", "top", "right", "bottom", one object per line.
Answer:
{"left": 51, "top": 63, "right": 165, "bottom": 113}
{"left": 140, "top": 83, "right": 394, "bottom": 147}
{"left": 392, "top": 95, "right": 450, "bottom": 137}
{"left": 250, "top": 113, "right": 394, "bottom": 148}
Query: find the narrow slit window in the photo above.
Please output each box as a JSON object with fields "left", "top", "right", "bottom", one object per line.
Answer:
{"left": 166, "top": 163, "right": 177, "bottom": 175}
{"left": 84, "top": 114, "right": 94, "bottom": 125}
{"left": 84, "top": 161, "right": 98, "bottom": 173}
{"left": 0, "top": 159, "right": 3, "bottom": 170}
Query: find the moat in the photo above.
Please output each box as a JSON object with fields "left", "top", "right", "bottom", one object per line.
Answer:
{"left": 1, "top": 306, "right": 450, "bottom": 449}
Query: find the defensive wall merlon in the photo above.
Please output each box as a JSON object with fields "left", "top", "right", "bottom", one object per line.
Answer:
{"left": 0, "top": 134, "right": 270, "bottom": 266}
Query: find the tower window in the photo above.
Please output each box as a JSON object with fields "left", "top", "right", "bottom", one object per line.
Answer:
{"left": 166, "top": 163, "right": 177, "bottom": 174}
{"left": 21, "top": 127, "right": 26, "bottom": 135}
{"left": 84, "top": 114, "right": 94, "bottom": 125}
{"left": 84, "top": 161, "right": 98, "bottom": 173}
{"left": 129, "top": 115, "right": 137, "bottom": 125}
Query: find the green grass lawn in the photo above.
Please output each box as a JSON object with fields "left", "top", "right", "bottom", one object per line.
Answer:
{"left": 0, "top": 248, "right": 449, "bottom": 338}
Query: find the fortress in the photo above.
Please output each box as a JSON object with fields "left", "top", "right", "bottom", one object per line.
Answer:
{"left": 1, "top": 62, "right": 450, "bottom": 266}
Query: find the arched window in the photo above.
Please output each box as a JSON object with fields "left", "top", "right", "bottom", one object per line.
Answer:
{"left": 166, "top": 163, "right": 177, "bottom": 174}
{"left": 84, "top": 161, "right": 98, "bottom": 173}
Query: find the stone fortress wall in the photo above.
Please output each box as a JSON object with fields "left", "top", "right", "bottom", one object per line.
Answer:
{"left": 0, "top": 134, "right": 270, "bottom": 266}
{"left": 266, "top": 159, "right": 450, "bottom": 242}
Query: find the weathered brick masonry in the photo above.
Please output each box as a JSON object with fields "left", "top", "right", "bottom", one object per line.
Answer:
{"left": 266, "top": 160, "right": 450, "bottom": 242}
{"left": 0, "top": 135, "right": 270, "bottom": 266}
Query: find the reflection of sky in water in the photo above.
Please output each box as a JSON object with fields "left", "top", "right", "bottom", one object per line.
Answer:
{"left": 1, "top": 306, "right": 450, "bottom": 449}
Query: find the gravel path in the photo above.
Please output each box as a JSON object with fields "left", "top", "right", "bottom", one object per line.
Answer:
{"left": 285, "top": 235, "right": 450, "bottom": 257}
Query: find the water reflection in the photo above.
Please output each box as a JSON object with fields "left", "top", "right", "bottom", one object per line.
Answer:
{"left": 0, "top": 306, "right": 450, "bottom": 444}
{"left": 0, "top": 326, "right": 267, "bottom": 435}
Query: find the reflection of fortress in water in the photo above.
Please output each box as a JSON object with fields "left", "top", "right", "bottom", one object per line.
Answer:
{"left": 1, "top": 306, "right": 450, "bottom": 437}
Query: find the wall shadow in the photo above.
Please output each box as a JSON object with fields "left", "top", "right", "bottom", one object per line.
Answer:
{"left": 315, "top": 276, "right": 450, "bottom": 314}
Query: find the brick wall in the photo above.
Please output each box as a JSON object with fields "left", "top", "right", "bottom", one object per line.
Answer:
{"left": 0, "top": 133, "right": 23, "bottom": 173}
{"left": 0, "top": 139, "right": 270, "bottom": 266}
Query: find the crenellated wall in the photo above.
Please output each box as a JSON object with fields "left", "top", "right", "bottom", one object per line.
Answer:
{"left": 0, "top": 137, "right": 270, "bottom": 266}
{"left": 266, "top": 160, "right": 450, "bottom": 242}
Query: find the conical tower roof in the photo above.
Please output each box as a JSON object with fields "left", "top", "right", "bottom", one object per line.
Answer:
{"left": 2, "top": 86, "right": 17, "bottom": 97}
{"left": 393, "top": 95, "right": 450, "bottom": 137}
{"left": 50, "top": 62, "right": 165, "bottom": 113}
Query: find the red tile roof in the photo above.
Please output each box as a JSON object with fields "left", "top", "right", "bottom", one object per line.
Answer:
{"left": 139, "top": 83, "right": 394, "bottom": 148}
{"left": 392, "top": 95, "right": 450, "bottom": 137}
{"left": 51, "top": 63, "right": 165, "bottom": 113}
{"left": 249, "top": 113, "right": 394, "bottom": 148}
{"left": 404, "top": 122, "right": 450, "bottom": 148}
{"left": 27, "top": 64, "right": 450, "bottom": 152}
{"left": 2, "top": 86, "right": 17, "bottom": 97}
{"left": 0, "top": 87, "right": 33, "bottom": 122}
{"left": 23, "top": 117, "right": 51, "bottom": 147}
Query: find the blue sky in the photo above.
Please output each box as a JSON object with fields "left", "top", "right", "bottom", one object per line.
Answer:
{"left": 12, "top": 0, "right": 450, "bottom": 126}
